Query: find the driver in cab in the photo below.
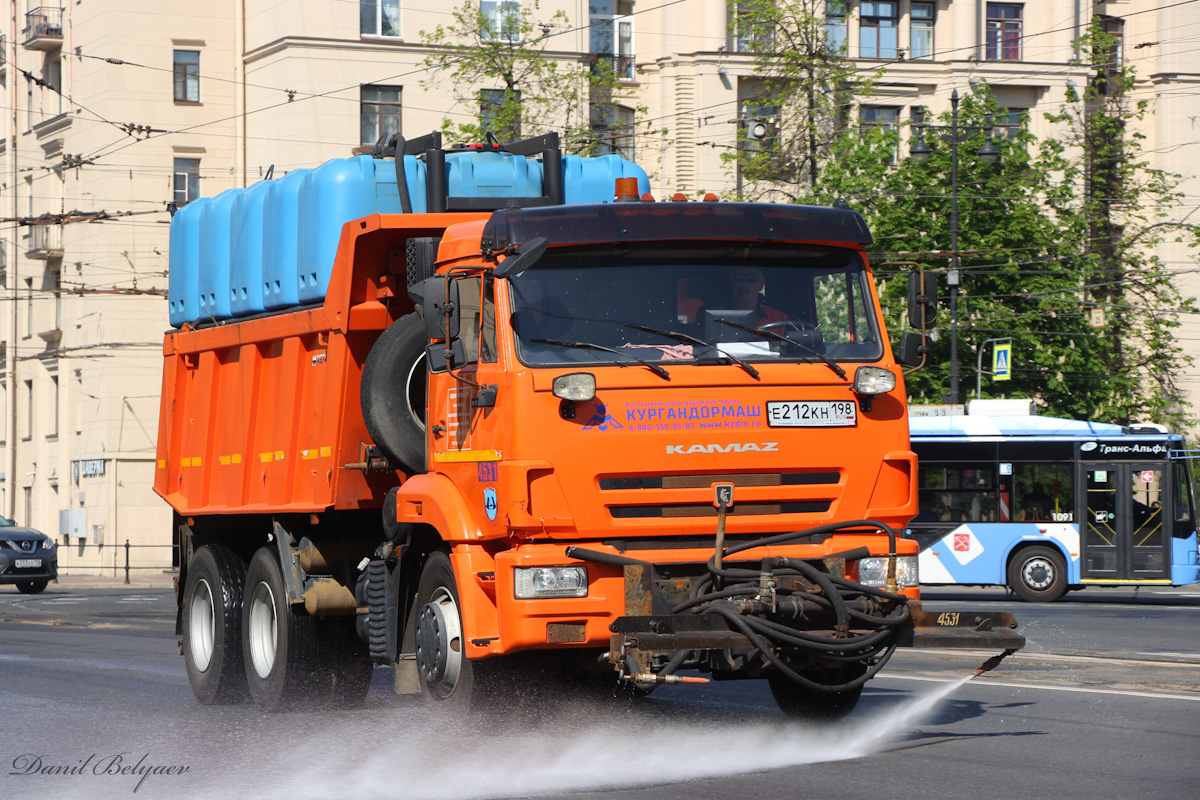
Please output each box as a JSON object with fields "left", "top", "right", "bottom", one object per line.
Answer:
{"left": 723, "top": 267, "right": 787, "bottom": 325}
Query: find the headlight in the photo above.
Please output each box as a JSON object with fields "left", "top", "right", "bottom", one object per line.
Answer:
{"left": 552, "top": 373, "right": 596, "bottom": 402}
{"left": 514, "top": 566, "right": 588, "bottom": 599}
{"left": 39, "top": 539, "right": 54, "bottom": 551}
{"left": 853, "top": 366, "right": 897, "bottom": 395}
{"left": 857, "top": 556, "right": 918, "bottom": 589}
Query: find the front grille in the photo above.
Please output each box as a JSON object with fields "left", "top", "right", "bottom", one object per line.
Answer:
{"left": 2, "top": 539, "right": 39, "bottom": 553}
{"left": 599, "top": 472, "right": 840, "bottom": 491}
{"left": 600, "top": 471, "right": 840, "bottom": 520}
{"left": 610, "top": 501, "right": 831, "bottom": 519}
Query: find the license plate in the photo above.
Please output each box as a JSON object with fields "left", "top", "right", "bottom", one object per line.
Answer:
{"left": 14, "top": 558, "right": 41, "bottom": 568}
{"left": 766, "top": 401, "right": 857, "bottom": 427}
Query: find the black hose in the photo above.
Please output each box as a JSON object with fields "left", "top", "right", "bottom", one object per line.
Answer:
{"left": 565, "top": 546, "right": 652, "bottom": 568}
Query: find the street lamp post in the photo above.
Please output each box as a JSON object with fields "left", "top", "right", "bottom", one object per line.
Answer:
{"left": 909, "top": 89, "right": 999, "bottom": 405}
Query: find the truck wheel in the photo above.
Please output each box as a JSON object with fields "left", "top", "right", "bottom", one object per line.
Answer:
{"left": 768, "top": 663, "right": 866, "bottom": 721}
{"left": 242, "top": 547, "right": 324, "bottom": 711}
{"left": 414, "top": 551, "right": 485, "bottom": 707}
{"left": 16, "top": 580, "right": 49, "bottom": 594}
{"left": 1008, "top": 545, "right": 1068, "bottom": 602}
{"left": 182, "top": 544, "right": 250, "bottom": 704}
{"left": 361, "top": 312, "right": 427, "bottom": 475}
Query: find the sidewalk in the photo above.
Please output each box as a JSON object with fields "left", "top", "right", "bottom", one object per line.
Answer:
{"left": 49, "top": 571, "right": 178, "bottom": 590}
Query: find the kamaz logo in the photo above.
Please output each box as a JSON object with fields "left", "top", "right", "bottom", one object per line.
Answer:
{"left": 666, "top": 442, "right": 779, "bottom": 454}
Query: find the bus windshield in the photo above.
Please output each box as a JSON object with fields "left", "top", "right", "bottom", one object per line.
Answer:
{"left": 507, "top": 244, "right": 883, "bottom": 368}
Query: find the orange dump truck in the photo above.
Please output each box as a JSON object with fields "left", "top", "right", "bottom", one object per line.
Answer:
{"left": 156, "top": 133, "right": 1023, "bottom": 715}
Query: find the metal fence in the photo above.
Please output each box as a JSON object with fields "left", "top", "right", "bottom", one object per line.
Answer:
{"left": 57, "top": 541, "right": 178, "bottom": 585}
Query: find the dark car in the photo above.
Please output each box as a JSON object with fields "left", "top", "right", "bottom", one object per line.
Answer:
{"left": 0, "top": 516, "right": 57, "bottom": 593}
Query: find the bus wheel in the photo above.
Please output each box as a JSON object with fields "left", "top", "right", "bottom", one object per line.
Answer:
{"left": 182, "top": 544, "right": 250, "bottom": 704}
{"left": 242, "top": 547, "right": 323, "bottom": 711}
{"left": 414, "top": 551, "right": 489, "bottom": 708}
{"left": 1008, "top": 545, "right": 1068, "bottom": 602}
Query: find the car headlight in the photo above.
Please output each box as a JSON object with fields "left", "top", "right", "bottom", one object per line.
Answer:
{"left": 857, "top": 556, "right": 918, "bottom": 589}
{"left": 514, "top": 566, "right": 588, "bottom": 599}
{"left": 39, "top": 539, "right": 54, "bottom": 551}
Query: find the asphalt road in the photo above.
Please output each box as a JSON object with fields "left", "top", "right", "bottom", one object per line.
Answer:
{"left": 1, "top": 586, "right": 1197, "bottom": 800}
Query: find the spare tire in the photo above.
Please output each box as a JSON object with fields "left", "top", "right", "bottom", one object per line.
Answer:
{"left": 361, "top": 312, "right": 427, "bottom": 474}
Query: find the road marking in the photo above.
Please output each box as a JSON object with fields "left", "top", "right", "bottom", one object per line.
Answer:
{"left": 39, "top": 599, "right": 81, "bottom": 605}
{"left": 903, "top": 648, "right": 1200, "bottom": 667}
{"left": 877, "top": 673, "right": 1200, "bottom": 702}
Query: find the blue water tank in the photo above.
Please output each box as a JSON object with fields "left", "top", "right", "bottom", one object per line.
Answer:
{"left": 561, "top": 154, "right": 650, "bottom": 204}
{"left": 230, "top": 181, "right": 272, "bottom": 317}
{"left": 198, "top": 189, "right": 241, "bottom": 321}
{"left": 167, "top": 197, "right": 209, "bottom": 327}
{"left": 445, "top": 150, "right": 543, "bottom": 199}
{"left": 296, "top": 156, "right": 408, "bottom": 304}
{"left": 262, "top": 169, "right": 308, "bottom": 311}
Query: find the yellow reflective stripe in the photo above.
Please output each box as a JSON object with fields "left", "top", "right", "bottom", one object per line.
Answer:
{"left": 432, "top": 449, "right": 503, "bottom": 463}
{"left": 1079, "top": 579, "right": 1172, "bottom": 584}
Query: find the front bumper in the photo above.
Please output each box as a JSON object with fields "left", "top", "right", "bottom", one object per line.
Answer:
{"left": 0, "top": 552, "right": 58, "bottom": 583}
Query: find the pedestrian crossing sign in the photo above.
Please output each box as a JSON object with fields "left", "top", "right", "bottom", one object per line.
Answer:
{"left": 993, "top": 342, "right": 1012, "bottom": 381}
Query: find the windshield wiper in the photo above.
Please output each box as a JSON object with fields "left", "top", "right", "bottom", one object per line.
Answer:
{"left": 625, "top": 323, "right": 760, "bottom": 381}
{"left": 529, "top": 338, "right": 671, "bottom": 380}
{"left": 714, "top": 319, "right": 847, "bottom": 379}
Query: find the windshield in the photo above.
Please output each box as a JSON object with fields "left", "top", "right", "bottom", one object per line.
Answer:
{"left": 0, "top": 515, "right": 13, "bottom": 527}
{"left": 508, "top": 244, "right": 884, "bottom": 367}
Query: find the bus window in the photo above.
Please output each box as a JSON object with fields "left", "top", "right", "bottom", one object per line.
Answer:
{"left": 1173, "top": 462, "right": 1195, "bottom": 538}
{"left": 917, "top": 465, "right": 997, "bottom": 522}
{"left": 1015, "top": 463, "right": 1074, "bottom": 522}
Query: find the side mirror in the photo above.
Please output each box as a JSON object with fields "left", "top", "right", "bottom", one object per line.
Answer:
{"left": 426, "top": 340, "right": 467, "bottom": 374}
{"left": 907, "top": 271, "right": 938, "bottom": 329}
{"left": 897, "top": 331, "right": 928, "bottom": 368}
{"left": 492, "top": 237, "right": 549, "bottom": 279}
{"left": 422, "top": 276, "right": 460, "bottom": 341}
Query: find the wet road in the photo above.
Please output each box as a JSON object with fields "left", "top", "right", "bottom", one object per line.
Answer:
{"left": 1, "top": 585, "right": 1197, "bottom": 799}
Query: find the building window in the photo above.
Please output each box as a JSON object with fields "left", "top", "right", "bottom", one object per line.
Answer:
{"left": 1097, "top": 16, "right": 1125, "bottom": 96}
{"left": 173, "top": 158, "right": 200, "bottom": 205}
{"left": 591, "top": 103, "right": 635, "bottom": 159}
{"left": 173, "top": 50, "right": 200, "bottom": 103}
{"left": 826, "top": 0, "right": 847, "bottom": 54}
{"left": 986, "top": 4, "right": 1022, "bottom": 61}
{"left": 360, "top": 85, "right": 402, "bottom": 145}
{"left": 49, "top": 375, "right": 58, "bottom": 438}
{"left": 860, "top": 106, "right": 900, "bottom": 163}
{"left": 734, "top": 1, "right": 772, "bottom": 53}
{"left": 480, "top": 88, "right": 520, "bottom": 138}
{"left": 361, "top": 0, "right": 400, "bottom": 37}
{"left": 591, "top": 1, "right": 635, "bottom": 80}
{"left": 480, "top": 0, "right": 520, "bottom": 43}
{"left": 910, "top": 2, "right": 934, "bottom": 59}
{"left": 994, "top": 108, "right": 1026, "bottom": 141}
{"left": 859, "top": 2, "right": 898, "bottom": 59}
{"left": 22, "top": 379, "right": 32, "bottom": 440}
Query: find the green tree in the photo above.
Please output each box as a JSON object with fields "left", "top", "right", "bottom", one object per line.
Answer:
{"left": 811, "top": 25, "right": 1195, "bottom": 427}
{"left": 722, "top": 0, "right": 879, "bottom": 201}
{"left": 420, "top": 0, "right": 643, "bottom": 155}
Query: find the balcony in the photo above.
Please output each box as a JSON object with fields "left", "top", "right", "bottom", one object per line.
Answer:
{"left": 590, "top": 53, "right": 636, "bottom": 82}
{"left": 23, "top": 8, "right": 63, "bottom": 51}
{"left": 26, "top": 224, "right": 63, "bottom": 260}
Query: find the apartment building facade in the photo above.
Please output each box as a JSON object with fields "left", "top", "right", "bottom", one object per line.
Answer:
{"left": 1, "top": 1, "right": 1196, "bottom": 574}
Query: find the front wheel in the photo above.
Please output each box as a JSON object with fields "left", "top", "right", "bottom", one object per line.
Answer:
{"left": 768, "top": 664, "right": 866, "bottom": 721}
{"left": 413, "top": 551, "right": 511, "bottom": 710}
{"left": 15, "top": 580, "right": 49, "bottom": 594}
{"left": 1007, "top": 545, "right": 1068, "bottom": 602}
